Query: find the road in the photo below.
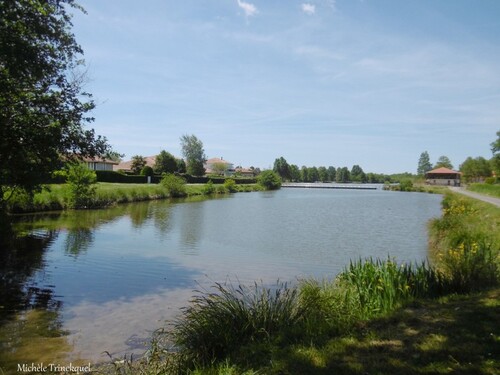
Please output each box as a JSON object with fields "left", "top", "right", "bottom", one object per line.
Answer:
{"left": 448, "top": 187, "right": 500, "bottom": 208}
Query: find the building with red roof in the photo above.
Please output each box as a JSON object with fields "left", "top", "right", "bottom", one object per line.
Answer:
{"left": 425, "top": 167, "right": 461, "bottom": 187}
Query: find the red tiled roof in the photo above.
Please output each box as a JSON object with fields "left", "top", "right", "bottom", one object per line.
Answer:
{"left": 426, "top": 167, "right": 460, "bottom": 175}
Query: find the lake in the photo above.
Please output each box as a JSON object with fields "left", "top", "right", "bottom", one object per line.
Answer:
{"left": 0, "top": 188, "right": 442, "bottom": 366}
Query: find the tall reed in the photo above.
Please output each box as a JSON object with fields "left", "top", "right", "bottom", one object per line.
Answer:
{"left": 171, "top": 281, "right": 306, "bottom": 367}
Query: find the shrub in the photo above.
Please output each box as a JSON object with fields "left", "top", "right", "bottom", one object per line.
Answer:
{"left": 65, "top": 163, "right": 97, "bottom": 209}
{"left": 485, "top": 177, "right": 496, "bottom": 184}
{"left": 141, "top": 166, "right": 154, "bottom": 177}
{"left": 399, "top": 179, "right": 414, "bottom": 191}
{"left": 202, "top": 180, "right": 216, "bottom": 195}
{"left": 161, "top": 173, "right": 187, "bottom": 198}
{"left": 257, "top": 170, "right": 281, "bottom": 190}
{"left": 223, "top": 178, "right": 237, "bottom": 193}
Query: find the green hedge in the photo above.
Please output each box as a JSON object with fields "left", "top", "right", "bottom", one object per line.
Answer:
{"left": 90, "top": 171, "right": 257, "bottom": 184}
{"left": 94, "top": 171, "right": 163, "bottom": 183}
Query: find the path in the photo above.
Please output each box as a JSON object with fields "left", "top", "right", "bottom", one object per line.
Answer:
{"left": 448, "top": 186, "right": 500, "bottom": 208}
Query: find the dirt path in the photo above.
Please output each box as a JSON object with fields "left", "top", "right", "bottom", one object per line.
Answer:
{"left": 448, "top": 186, "right": 500, "bottom": 208}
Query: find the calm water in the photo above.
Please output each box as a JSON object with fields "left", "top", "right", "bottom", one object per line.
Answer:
{"left": 1, "top": 188, "right": 442, "bottom": 365}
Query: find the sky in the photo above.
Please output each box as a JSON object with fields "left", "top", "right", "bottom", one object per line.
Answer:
{"left": 70, "top": 0, "right": 500, "bottom": 174}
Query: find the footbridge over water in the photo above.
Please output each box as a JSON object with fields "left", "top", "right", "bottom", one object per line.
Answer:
{"left": 282, "top": 183, "right": 378, "bottom": 190}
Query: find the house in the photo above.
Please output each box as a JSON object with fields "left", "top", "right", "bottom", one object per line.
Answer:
{"left": 83, "top": 157, "right": 118, "bottom": 171}
{"left": 114, "top": 156, "right": 157, "bottom": 173}
{"left": 204, "top": 157, "right": 235, "bottom": 176}
{"left": 425, "top": 167, "right": 461, "bottom": 187}
{"left": 235, "top": 167, "right": 256, "bottom": 178}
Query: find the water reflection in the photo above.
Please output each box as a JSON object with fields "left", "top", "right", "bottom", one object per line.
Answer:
{"left": 0, "top": 230, "right": 59, "bottom": 319}
{"left": 1, "top": 190, "right": 443, "bottom": 365}
{"left": 64, "top": 228, "right": 94, "bottom": 257}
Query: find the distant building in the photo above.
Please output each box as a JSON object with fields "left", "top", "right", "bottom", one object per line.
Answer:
{"left": 83, "top": 157, "right": 118, "bottom": 171}
{"left": 425, "top": 167, "right": 461, "bottom": 186}
{"left": 235, "top": 167, "right": 256, "bottom": 178}
{"left": 114, "top": 156, "right": 157, "bottom": 173}
{"left": 204, "top": 157, "right": 235, "bottom": 176}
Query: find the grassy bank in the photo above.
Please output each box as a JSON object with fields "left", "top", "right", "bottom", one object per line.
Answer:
{"left": 5, "top": 182, "right": 262, "bottom": 214}
{"left": 95, "top": 191, "right": 499, "bottom": 374}
{"left": 468, "top": 183, "right": 500, "bottom": 198}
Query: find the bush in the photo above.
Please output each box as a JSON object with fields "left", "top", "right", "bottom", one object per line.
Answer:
{"left": 223, "top": 178, "right": 237, "bottom": 193}
{"left": 141, "top": 166, "right": 154, "bottom": 177}
{"left": 202, "top": 180, "right": 216, "bottom": 195}
{"left": 161, "top": 173, "right": 187, "bottom": 197}
{"left": 65, "top": 163, "right": 97, "bottom": 209}
{"left": 257, "top": 170, "right": 281, "bottom": 190}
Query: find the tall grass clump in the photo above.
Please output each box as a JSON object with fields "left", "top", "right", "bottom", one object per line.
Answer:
{"left": 339, "top": 258, "right": 449, "bottom": 319}
{"left": 430, "top": 192, "right": 500, "bottom": 292}
{"left": 171, "top": 281, "right": 306, "bottom": 368}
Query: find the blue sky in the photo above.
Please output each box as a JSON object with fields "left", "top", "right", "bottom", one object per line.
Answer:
{"left": 71, "top": 0, "right": 500, "bottom": 174}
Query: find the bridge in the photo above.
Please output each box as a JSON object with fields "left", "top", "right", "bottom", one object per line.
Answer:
{"left": 282, "top": 183, "right": 378, "bottom": 190}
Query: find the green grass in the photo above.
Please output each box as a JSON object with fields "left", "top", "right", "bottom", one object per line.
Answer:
{"left": 468, "top": 183, "right": 500, "bottom": 198}
{"left": 5, "top": 182, "right": 261, "bottom": 214}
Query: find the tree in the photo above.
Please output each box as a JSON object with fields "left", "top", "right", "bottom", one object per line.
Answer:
{"left": 289, "top": 164, "right": 300, "bottom": 182}
{"left": 180, "top": 134, "right": 206, "bottom": 176}
{"left": 64, "top": 163, "right": 97, "bottom": 209}
{"left": 131, "top": 155, "right": 147, "bottom": 174}
{"left": 351, "top": 165, "right": 367, "bottom": 183}
{"left": 176, "top": 158, "right": 187, "bottom": 174}
{"left": 336, "top": 167, "right": 350, "bottom": 183}
{"left": 273, "top": 157, "right": 291, "bottom": 181}
{"left": 491, "top": 130, "right": 500, "bottom": 176}
{"left": 0, "top": 0, "right": 110, "bottom": 213}
{"left": 308, "top": 167, "right": 319, "bottom": 182}
{"left": 258, "top": 170, "right": 282, "bottom": 190}
{"left": 140, "top": 166, "right": 154, "bottom": 177}
{"left": 491, "top": 130, "right": 500, "bottom": 154}
{"left": 327, "top": 166, "right": 336, "bottom": 182}
{"left": 460, "top": 157, "right": 492, "bottom": 183}
{"left": 318, "top": 167, "right": 328, "bottom": 182}
{"left": 417, "top": 151, "right": 432, "bottom": 175}
{"left": 211, "top": 162, "right": 228, "bottom": 176}
{"left": 300, "top": 166, "right": 309, "bottom": 182}
{"left": 434, "top": 156, "right": 453, "bottom": 170}
{"left": 154, "top": 150, "right": 177, "bottom": 174}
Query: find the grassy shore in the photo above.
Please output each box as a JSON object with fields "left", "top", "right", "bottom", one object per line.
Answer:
{"left": 6, "top": 182, "right": 261, "bottom": 214}
{"left": 468, "top": 183, "right": 500, "bottom": 198}
{"left": 93, "top": 190, "right": 499, "bottom": 375}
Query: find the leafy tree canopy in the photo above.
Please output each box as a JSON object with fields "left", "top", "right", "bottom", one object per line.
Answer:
{"left": 417, "top": 151, "right": 432, "bottom": 175}
{"left": 154, "top": 150, "right": 177, "bottom": 174}
{"left": 273, "top": 157, "right": 291, "bottom": 181}
{"left": 258, "top": 170, "right": 282, "bottom": 190}
{"left": 180, "top": 134, "right": 206, "bottom": 176}
{"left": 131, "top": 155, "right": 146, "bottom": 174}
{"left": 0, "top": 0, "right": 110, "bottom": 209}
{"left": 434, "top": 156, "right": 453, "bottom": 170}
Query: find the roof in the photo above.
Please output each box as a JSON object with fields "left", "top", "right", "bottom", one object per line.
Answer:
{"left": 205, "top": 157, "right": 233, "bottom": 165}
{"left": 81, "top": 156, "right": 119, "bottom": 165}
{"left": 426, "top": 167, "right": 461, "bottom": 175}
{"left": 114, "top": 155, "right": 157, "bottom": 171}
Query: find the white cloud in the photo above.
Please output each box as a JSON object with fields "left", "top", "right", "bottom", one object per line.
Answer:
{"left": 237, "top": 0, "right": 258, "bottom": 17}
{"left": 302, "top": 3, "right": 316, "bottom": 15}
